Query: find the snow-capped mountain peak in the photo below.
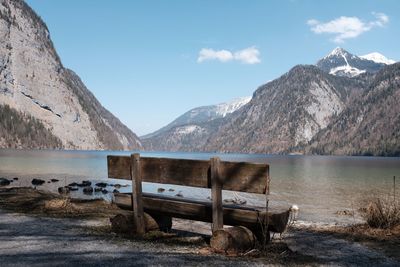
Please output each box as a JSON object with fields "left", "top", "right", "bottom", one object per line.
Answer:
{"left": 360, "top": 52, "right": 396, "bottom": 65}
{"left": 317, "top": 47, "right": 390, "bottom": 78}
{"left": 326, "top": 47, "right": 348, "bottom": 58}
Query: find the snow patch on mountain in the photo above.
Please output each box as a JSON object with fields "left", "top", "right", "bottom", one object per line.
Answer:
{"left": 329, "top": 65, "right": 366, "bottom": 77}
{"left": 360, "top": 52, "right": 396, "bottom": 65}
{"left": 215, "top": 96, "right": 251, "bottom": 117}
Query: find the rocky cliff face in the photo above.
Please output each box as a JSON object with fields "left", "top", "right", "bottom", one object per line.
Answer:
{"left": 307, "top": 63, "right": 400, "bottom": 156}
{"left": 0, "top": 0, "right": 141, "bottom": 150}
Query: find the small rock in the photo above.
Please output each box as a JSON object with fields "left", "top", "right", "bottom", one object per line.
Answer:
{"left": 157, "top": 188, "right": 165, "bottom": 193}
{"left": 83, "top": 186, "right": 94, "bottom": 194}
{"left": 58, "top": 186, "right": 70, "bottom": 194}
{"left": 31, "top": 178, "right": 45, "bottom": 186}
{"left": 47, "top": 181, "right": 51, "bottom": 183}
{"left": 113, "top": 189, "right": 120, "bottom": 193}
{"left": 50, "top": 179, "right": 59, "bottom": 182}
{"left": 81, "top": 180, "right": 91, "bottom": 186}
{"left": 94, "top": 187, "right": 102, "bottom": 192}
{"left": 0, "top": 178, "right": 11, "bottom": 186}
{"left": 12, "top": 177, "right": 19, "bottom": 180}
{"left": 101, "top": 189, "right": 108, "bottom": 194}
{"left": 77, "top": 180, "right": 91, "bottom": 187}
{"left": 95, "top": 182, "right": 107, "bottom": 188}
{"left": 68, "top": 182, "right": 78, "bottom": 187}
{"left": 68, "top": 186, "right": 79, "bottom": 191}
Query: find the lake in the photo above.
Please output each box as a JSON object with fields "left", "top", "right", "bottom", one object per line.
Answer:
{"left": 0, "top": 149, "right": 399, "bottom": 224}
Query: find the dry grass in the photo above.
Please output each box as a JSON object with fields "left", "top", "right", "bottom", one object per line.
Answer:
{"left": 360, "top": 196, "right": 400, "bottom": 229}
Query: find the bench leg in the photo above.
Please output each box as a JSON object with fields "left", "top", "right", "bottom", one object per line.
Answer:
{"left": 211, "top": 157, "right": 223, "bottom": 233}
{"left": 131, "top": 153, "right": 145, "bottom": 235}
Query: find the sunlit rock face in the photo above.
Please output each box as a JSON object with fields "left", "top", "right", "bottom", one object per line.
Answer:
{"left": 0, "top": 0, "right": 141, "bottom": 150}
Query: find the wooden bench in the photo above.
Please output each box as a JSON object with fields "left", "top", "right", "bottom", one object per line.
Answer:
{"left": 107, "top": 153, "right": 287, "bottom": 240}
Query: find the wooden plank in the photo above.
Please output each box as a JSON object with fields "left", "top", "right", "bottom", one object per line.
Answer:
{"left": 220, "top": 161, "right": 269, "bottom": 194}
{"left": 140, "top": 157, "right": 210, "bottom": 188}
{"left": 108, "top": 155, "right": 270, "bottom": 194}
{"left": 108, "top": 155, "right": 130, "bottom": 179}
{"left": 211, "top": 157, "right": 223, "bottom": 232}
{"left": 131, "top": 153, "right": 145, "bottom": 235}
{"left": 108, "top": 155, "right": 210, "bottom": 188}
{"left": 114, "top": 193, "right": 281, "bottom": 230}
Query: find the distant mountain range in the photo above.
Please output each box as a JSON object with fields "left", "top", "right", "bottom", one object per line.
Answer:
{"left": 141, "top": 97, "right": 251, "bottom": 139}
{"left": 143, "top": 48, "right": 399, "bottom": 156}
{"left": 0, "top": 0, "right": 141, "bottom": 150}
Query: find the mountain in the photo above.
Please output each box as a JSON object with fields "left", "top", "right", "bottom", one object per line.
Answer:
{"left": 307, "top": 63, "right": 400, "bottom": 156}
{"left": 0, "top": 0, "right": 141, "bottom": 150}
{"left": 141, "top": 96, "right": 250, "bottom": 140}
{"left": 199, "top": 65, "right": 371, "bottom": 154}
{"left": 143, "top": 65, "right": 370, "bottom": 153}
{"left": 316, "top": 47, "right": 391, "bottom": 78}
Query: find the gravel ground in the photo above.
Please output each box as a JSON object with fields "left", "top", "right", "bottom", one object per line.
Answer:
{"left": 0, "top": 209, "right": 268, "bottom": 267}
{"left": 286, "top": 227, "right": 399, "bottom": 266}
{"left": 2, "top": 208, "right": 398, "bottom": 266}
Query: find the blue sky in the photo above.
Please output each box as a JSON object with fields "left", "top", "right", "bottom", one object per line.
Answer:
{"left": 26, "top": 0, "right": 400, "bottom": 136}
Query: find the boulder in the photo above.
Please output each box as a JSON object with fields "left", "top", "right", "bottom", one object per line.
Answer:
{"left": 58, "top": 186, "right": 70, "bottom": 194}
{"left": 82, "top": 186, "right": 94, "bottom": 194}
{"left": 78, "top": 180, "right": 91, "bottom": 187}
{"left": 95, "top": 182, "right": 107, "bottom": 188}
{"left": 31, "top": 178, "right": 45, "bottom": 186}
{"left": 0, "top": 178, "right": 11, "bottom": 186}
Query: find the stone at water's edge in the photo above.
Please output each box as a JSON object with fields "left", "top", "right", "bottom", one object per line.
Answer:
{"left": 0, "top": 178, "right": 11, "bottom": 186}
{"left": 83, "top": 186, "right": 94, "bottom": 194}
{"left": 31, "top": 178, "right": 46, "bottom": 186}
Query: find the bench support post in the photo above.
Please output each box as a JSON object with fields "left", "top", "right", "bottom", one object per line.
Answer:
{"left": 211, "top": 157, "right": 223, "bottom": 233}
{"left": 131, "top": 153, "right": 145, "bottom": 235}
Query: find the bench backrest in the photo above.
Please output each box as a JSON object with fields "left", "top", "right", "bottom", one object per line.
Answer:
{"left": 107, "top": 155, "right": 269, "bottom": 194}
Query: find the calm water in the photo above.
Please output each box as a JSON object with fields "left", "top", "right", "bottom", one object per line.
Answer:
{"left": 1, "top": 149, "right": 399, "bottom": 224}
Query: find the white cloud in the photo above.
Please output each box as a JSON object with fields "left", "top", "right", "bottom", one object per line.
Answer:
{"left": 307, "top": 12, "right": 389, "bottom": 43}
{"left": 197, "top": 48, "right": 233, "bottom": 63}
{"left": 197, "top": 46, "right": 261, "bottom": 64}
{"left": 234, "top": 47, "right": 261, "bottom": 64}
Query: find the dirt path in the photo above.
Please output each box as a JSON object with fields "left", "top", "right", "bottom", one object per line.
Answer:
{"left": 286, "top": 226, "right": 399, "bottom": 266}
